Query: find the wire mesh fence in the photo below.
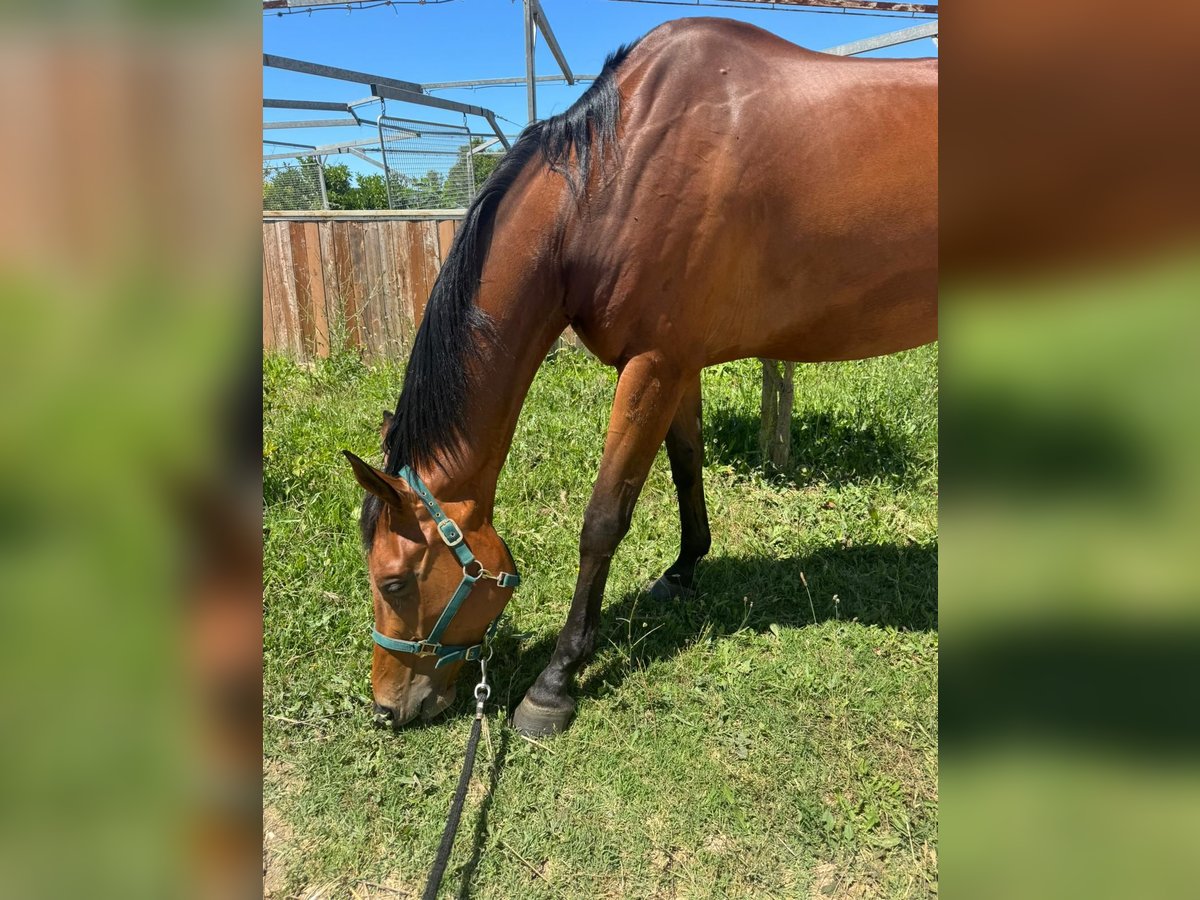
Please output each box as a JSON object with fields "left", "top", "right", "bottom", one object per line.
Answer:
{"left": 377, "top": 116, "right": 505, "bottom": 210}
{"left": 262, "top": 156, "right": 327, "bottom": 210}
{"left": 261, "top": 116, "right": 510, "bottom": 212}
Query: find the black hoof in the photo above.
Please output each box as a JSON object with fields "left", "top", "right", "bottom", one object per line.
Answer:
{"left": 647, "top": 574, "right": 694, "bottom": 601}
{"left": 511, "top": 695, "right": 574, "bottom": 738}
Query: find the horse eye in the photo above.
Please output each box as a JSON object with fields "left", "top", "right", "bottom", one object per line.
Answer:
{"left": 381, "top": 577, "right": 412, "bottom": 596}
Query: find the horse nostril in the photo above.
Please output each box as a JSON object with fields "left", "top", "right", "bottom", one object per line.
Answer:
{"left": 373, "top": 703, "right": 395, "bottom": 727}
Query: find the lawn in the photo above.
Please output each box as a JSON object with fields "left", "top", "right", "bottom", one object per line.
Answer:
{"left": 263, "top": 345, "right": 938, "bottom": 899}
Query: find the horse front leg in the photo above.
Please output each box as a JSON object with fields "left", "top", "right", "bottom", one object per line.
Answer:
{"left": 512, "top": 353, "right": 685, "bottom": 737}
{"left": 648, "top": 374, "right": 711, "bottom": 600}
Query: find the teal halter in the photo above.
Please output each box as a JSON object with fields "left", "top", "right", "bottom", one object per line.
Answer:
{"left": 371, "top": 465, "right": 520, "bottom": 669}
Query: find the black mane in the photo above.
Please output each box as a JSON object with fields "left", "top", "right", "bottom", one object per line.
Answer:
{"left": 361, "top": 39, "right": 640, "bottom": 546}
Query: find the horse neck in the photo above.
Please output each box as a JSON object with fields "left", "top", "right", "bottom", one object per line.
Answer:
{"left": 423, "top": 246, "right": 567, "bottom": 516}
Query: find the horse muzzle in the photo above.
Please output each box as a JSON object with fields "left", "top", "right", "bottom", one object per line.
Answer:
{"left": 373, "top": 675, "right": 457, "bottom": 728}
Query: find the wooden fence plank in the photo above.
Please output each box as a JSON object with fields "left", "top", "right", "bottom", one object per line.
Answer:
{"left": 302, "top": 222, "right": 330, "bottom": 357}
{"left": 331, "top": 221, "right": 363, "bottom": 351}
{"left": 262, "top": 213, "right": 467, "bottom": 359}
{"left": 262, "top": 254, "right": 276, "bottom": 352}
{"left": 288, "top": 221, "right": 317, "bottom": 357}
{"left": 262, "top": 223, "right": 292, "bottom": 355}
{"left": 408, "top": 220, "right": 440, "bottom": 328}
{"left": 384, "top": 220, "right": 412, "bottom": 355}
{"left": 373, "top": 220, "right": 401, "bottom": 358}
{"left": 436, "top": 219, "right": 457, "bottom": 265}
{"left": 347, "top": 221, "right": 377, "bottom": 359}
{"left": 419, "top": 220, "right": 442, "bottom": 324}
{"left": 392, "top": 221, "right": 416, "bottom": 341}
{"left": 372, "top": 220, "right": 395, "bottom": 357}
{"left": 274, "top": 222, "right": 304, "bottom": 357}
{"left": 357, "top": 220, "right": 386, "bottom": 357}
{"left": 317, "top": 223, "right": 340, "bottom": 351}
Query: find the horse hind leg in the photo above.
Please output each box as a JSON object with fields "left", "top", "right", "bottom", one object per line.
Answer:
{"left": 648, "top": 375, "right": 711, "bottom": 600}
{"left": 512, "top": 353, "right": 686, "bottom": 737}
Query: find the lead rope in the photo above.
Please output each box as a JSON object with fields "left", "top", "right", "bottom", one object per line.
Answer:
{"left": 421, "top": 652, "right": 492, "bottom": 900}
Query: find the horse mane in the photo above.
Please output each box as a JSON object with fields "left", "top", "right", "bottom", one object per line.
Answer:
{"left": 361, "top": 38, "right": 641, "bottom": 546}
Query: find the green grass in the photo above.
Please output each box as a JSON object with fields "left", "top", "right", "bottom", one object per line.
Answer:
{"left": 264, "top": 345, "right": 938, "bottom": 899}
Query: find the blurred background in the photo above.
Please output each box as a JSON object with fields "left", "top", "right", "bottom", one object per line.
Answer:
{"left": 0, "top": 0, "right": 1196, "bottom": 898}
{"left": 941, "top": 2, "right": 1200, "bottom": 898}
{"left": 0, "top": 3, "right": 262, "bottom": 898}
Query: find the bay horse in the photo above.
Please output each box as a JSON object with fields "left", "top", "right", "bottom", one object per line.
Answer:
{"left": 344, "top": 17, "right": 937, "bottom": 735}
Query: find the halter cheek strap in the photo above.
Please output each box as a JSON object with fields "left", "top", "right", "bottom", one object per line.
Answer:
{"left": 371, "top": 466, "right": 520, "bottom": 668}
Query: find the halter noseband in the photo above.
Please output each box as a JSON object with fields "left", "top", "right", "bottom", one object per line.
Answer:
{"left": 370, "top": 465, "right": 520, "bottom": 669}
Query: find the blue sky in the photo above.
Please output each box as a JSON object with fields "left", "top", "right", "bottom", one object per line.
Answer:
{"left": 264, "top": 0, "right": 937, "bottom": 177}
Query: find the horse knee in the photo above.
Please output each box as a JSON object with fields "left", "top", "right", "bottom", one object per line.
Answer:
{"left": 580, "top": 503, "right": 631, "bottom": 558}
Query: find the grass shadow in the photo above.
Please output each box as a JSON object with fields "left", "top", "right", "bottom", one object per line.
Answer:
{"left": 941, "top": 388, "right": 1156, "bottom": 498}
{"left": 705, "top": 407, "right": 925, "bottom": 488}
{"left": 494, "top": 542, "right": 937, "bottom": 717}
{"left": 432, "top": 544, "right": 934, "bottom": 896}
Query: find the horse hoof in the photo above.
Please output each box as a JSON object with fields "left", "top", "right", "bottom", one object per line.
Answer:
{"left": 511, "top": 695, "right": 574, "bottom": 738}
{"left": 647, "top": 574, "right": 693, "bottom": 601}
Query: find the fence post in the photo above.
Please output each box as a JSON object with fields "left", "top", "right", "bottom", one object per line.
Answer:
{"left": 759, "top": 359, "right": 796, "bottom": 471}
{"left": 378, "top": 113, "right": 395, "bottom": 210}
{"left": 316, "top": 158, "right": 329, "bottom": 210}
{"left": 464, "top": 114, "right": 477, "bottom": 202}
{"left": 524, "top": 0, "right": 537, "bottom": 123}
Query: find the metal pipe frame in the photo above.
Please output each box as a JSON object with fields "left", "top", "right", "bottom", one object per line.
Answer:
{"left": 316, "top": 159, "right": 329, "bottom": 209}
{"left": 310, "top": 135, "right": 416, "bottom": 155}
{"left": 377, "top": 114, "right": 395, "bottom": 209}
{"left": 371, "top": 84, "right": 512, "bottom": 150}
{"left": 263, "top": 53, "right": 424, "bottom": 95}
{"left": 263, "top": 150, "right": 320, "bottom": 161}
{"left": 263, "top": 138, "right": 318, "bottom": 150}
{"left": 264, "top": 99, "right": 350, "bottom": 112}
{"left": 422, "top": 73, "right": 599, "bottom": 92}
{"left": 530, "top": 0, "right": 574, "bottom": 85}
{"left": 524, "top": 0, "right": 537, "bottom": 123}
{"left": 263, "top": 118, "right": 361, "bottom": 129}
{"left": 662, "top": 0, "right": 938, "bottom": 12}
{"left": 821, "top": 20, "right": 938, "bottom": 56}
{"left": 348, "top": 148, "right": 386, "bottom": 170}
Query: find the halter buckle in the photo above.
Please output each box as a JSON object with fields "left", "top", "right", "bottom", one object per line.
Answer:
{"left": 437, "top": 519, "right": 464, "bottom": 547}
{"left": 415, "top": 641, "right": 441, "bottom": 657}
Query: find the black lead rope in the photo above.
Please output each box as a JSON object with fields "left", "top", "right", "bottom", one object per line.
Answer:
{"left": 421, "top": 663, "right": 492, "bottom": 900}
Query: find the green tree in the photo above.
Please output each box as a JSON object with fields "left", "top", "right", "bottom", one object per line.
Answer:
{"left": 353, "top": 173, "right": 390, "bottom": 209}
{"left": 320, "top": 162, "right": 355, "bottom": 209}
{"left": 442, "top": 139, "right": 503, "bottom": 207}
{"left": 263, "top": 158, "right": 394, "bottom": 211}
{"left": 262, "top": 156, "right": 324, "bottom": 210}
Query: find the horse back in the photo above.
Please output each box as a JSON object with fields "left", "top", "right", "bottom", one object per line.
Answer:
{"left": 561, "top": 18, "right": 938, "bottom": 367}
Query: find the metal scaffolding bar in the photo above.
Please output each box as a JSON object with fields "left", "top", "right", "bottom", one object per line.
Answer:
{"left": 310, "top": 135, "right": 415, "bottom": 155}
{"left": 263, "top": 139, "right": 317, "bottom": 150}
{"left": 530, "top": 0, "right": 575, "bottom": 85}
{"left": 371, "top": 84, "right": 512, "bottom": 150}
{"left": 696, "top": 0, "right": 938, "bottom": 12}
{"left": 263, "top": 118, "right": 361, "bottom": 130}
{"left": 423, "top": 73, "right": 599, "bottom": 91}
{"left": 263, "top": 53, "right": 424, "bottom": 95}
{"left": 347, "top": 148, "right": 386, "bottom": 170}
{"left": 524, "top": 0, "right": 538, "bottom": 122}
{"left": 263, "top": 149, "right": 319, "bottom": 161}
{"left": 264, "top": 99, "right": 350, "bottom": 112}
{"left": 822, "top": 20, "right": 939, "bottom": 56}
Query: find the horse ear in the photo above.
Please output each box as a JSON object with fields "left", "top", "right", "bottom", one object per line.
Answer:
{"left": 342, "top": 450, "right": 413, "bottom": 509}
{"left": 379, "top": 410, "right": 394, "bottom": 453}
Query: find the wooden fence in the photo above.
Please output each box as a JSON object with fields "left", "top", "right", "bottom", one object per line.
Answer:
{"left": 262, "top": 210, "right": 464, "bottom": 361}
{"left": 263, "top": 211, "right": 791, "bottom": 463}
